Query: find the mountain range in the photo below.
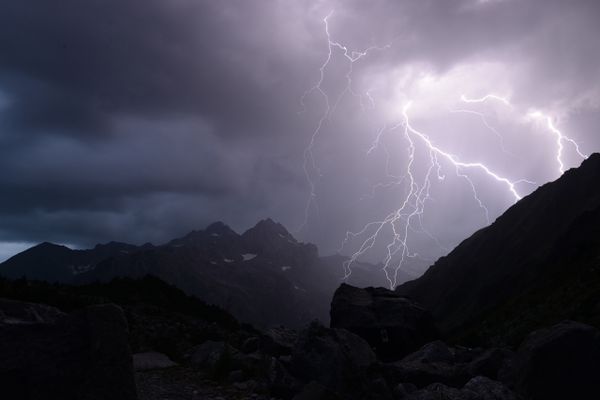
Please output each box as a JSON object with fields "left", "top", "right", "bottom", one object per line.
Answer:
{"left": 0, "top": 218, "right": 411, "bottom": 328}
{"left": 3, "top": 154, "right": 600, "bottom": 340}
{"left": 2, "top": 155, "right": 600, "bottom": 399}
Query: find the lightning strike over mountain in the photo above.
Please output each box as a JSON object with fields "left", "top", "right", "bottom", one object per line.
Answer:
{"left": 301, "top": 13, "right": 589, "bottom": 288}
{"left": 528, "top": 111, "right": 588, "bottom": 174}
{"left": 340, "top": 101, "right": 526, "bottom": 288}
{"left": 457, "top": 94, "right": 587, "bottom": 176}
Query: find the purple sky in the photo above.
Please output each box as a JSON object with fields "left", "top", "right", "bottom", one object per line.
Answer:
{"left": 1, "top": 0, "right": 599, "bottom": 281}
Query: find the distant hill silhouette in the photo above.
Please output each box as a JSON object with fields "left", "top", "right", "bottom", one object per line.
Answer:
{"left": 397, "top": 153, "right": 600, "bottom": 344}
{"left": 0, "top": 219, "right": 411, "bottom": 327}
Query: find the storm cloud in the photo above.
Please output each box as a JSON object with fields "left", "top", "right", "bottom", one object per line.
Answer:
{"left": 1, "top": 0, "right": 599, "bottom": 277}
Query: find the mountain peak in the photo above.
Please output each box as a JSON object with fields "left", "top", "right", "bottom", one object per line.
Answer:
{"left": 578, "top": 152, "right": 600, "bottom": 170}
{"left": 93, "top": 241, "right": 135, "bottom": 251}
{"left": 205, "top": 221, "right": 237, "bottom": 236}
{"left": 242, "top": 218, "right": 297, "bottom": 243}
{"left": 32, "top": 242, "right": 71, "bottom": 252}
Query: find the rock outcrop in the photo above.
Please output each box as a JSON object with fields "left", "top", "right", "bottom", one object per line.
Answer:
{"left": 290, "top": 321, "right": 391, "bottom": 400}
{"left": 0, "top": 299, "right": 137, "bottom": 400}
{"left": 505, "top": 320, "right": 600, "bottom": 400}
{"left": 330, "top": 283, "right": 439, "bottom": 361}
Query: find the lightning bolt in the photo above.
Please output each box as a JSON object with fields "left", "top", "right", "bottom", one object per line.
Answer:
{"left": 451, "top": 94, "right": 515, "bottom": 157}
{"left": 458, "top": 94, "right": 587, "bottom": 176}
{"left": 300, "top": 14, "right": 588, "bottom": 289}
{"left": 528, "top": 111, "right": 588, "bottom": 174}
{"left": 460, "top": 93, "right": 511, "bottom": 106}
{"left": 298, "top": 11, "right": 389, "bottom": 233}
{"left": 341, "top": 101, "right": 525, "bottom": 288}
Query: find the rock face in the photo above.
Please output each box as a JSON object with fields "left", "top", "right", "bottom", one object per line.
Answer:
{"left": 290, "top": 321, "right": 390, "bottom": 400}
{"left": 330, "top": 283, "right": 439, "bottom": 361}
{"left": 463, "top": 376, "right": 520, "bottom": 400}
{"left": 396, "top": 154, "right": 600, "bottom": 338}
{"left": 0, "top": 298, "right": 65, "bottom": 325}
{"left": 507, "top": 320, "right": 600, "bottom": 400}
{"left": 133, "top": 352, "right": 178, "bottom": 371}
{"left": 385, "top": 341, "right": 473, "bottom": 389}
{"left": 0, "top": 300, "right": 137, "bottom": 400}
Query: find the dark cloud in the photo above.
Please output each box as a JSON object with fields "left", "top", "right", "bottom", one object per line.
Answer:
{"left": 1, "top": 0, "right": 599, "bottom": 274}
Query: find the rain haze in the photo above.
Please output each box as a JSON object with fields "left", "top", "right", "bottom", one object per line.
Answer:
{"left": 1, "top": 0, "right": 600, "bottom": 283}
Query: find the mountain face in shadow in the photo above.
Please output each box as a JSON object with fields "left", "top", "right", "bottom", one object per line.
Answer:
{"left": 0, "top": 241, "right": 137, "bottom": 282}
{"left": 0, "top": 218, "right": 411, "bottom": 328}
{"left": 397, "top": 153, "right": 600, "bottom": 344}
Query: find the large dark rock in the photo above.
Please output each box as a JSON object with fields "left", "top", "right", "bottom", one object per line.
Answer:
{"left": 467, "top": 348, "right": 514, "bottom": 381}
{"left": 463, "top": 376, "right": 520, "bottom": 400}
{"left": 267, "top": 357, "right": 303, "bottom": 398}
{"left": 292, "top": 381, "right": 341, "bottom": 400}
{"left": 0, "top": 298, "right": 65, "bottom": 325}
{"left": 330, "top": 283, "right": 439, "bottom": 361}
{"left": 0, "top": 300, "right": 137, "bottom": 400}
{"left": 385, "top": 341, "right": 472, "bottom": 389}
{"left": 132, "top": 352, "right": 178, "bottom": 371}
{"left": 506, "top": 320, "right": 600, "bottom": 400}
{"left": 383, "top": 341, "right": 515, "bottom": 391}
{"left": 260, "top": 326, "right": 299, "bottom": 356}
{"left": 290, "top": 321, "right": 390, "bottom": 400}
{"left": 405, "top": 382, "right": 478, "bottom": 400}
{"left": 404, "top": 378, "right": 519, "bottom": 400}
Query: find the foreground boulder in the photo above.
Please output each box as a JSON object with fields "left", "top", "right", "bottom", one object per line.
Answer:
{"left": 0, "top": 299, "right": 137, "bottom": 400}
{"left": 385, "top": 341, "right": 472, "bottom": 388}
{"left": 133, "top": 352, "right": 178, "bottom": 371}
{"left": 505, "top": 320, "right": 600, "bottom": 400}
{"left": 330, "top": 283, "right": 439, "bottom": 361}
{"left": 0, "top": 298, "right": 65, "bottom": 325}
{"left": 290, "top": 321, "right": 391, "bottom": 400}
{"left": 404, "top": 377, "right": 519, "bottom": 400}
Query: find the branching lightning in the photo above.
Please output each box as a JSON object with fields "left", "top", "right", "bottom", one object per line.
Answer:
{"left": 458, "top": 95, "right": 587, "bottom": 175}
{"left": 528, "top": 111, "right": 588, "bottom": 174}
{"left": 341, "top": 101, "right": 526, "bottom": 288}
{"left": 299, "top": 11, "right": 389, "bottom": 233}
{"left": 460, "top": 93, "right": 511, "bottom": 106}
{"left": 450, "top": 94, "right": 515, "bottom": 156}
{"left": 300, "top": 12, "right": 588, "bottom": 289}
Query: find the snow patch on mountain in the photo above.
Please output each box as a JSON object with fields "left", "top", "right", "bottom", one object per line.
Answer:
{"left": 242, "top": 253, "right": 257, "bottom": 261}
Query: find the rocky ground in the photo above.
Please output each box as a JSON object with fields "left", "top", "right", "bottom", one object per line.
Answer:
{"left": 135, "top": 367, "right": 271, "bottom": 400}
{"left": 1, "top": 277, "right": 599, "bottom": 399}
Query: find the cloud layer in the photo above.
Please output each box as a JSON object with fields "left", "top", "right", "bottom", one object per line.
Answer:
{"left": 1, "top": 0, "right": 599, "bottom": 274}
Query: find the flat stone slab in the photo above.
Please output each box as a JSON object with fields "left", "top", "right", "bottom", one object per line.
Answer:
{"left": 133, "top": 352, "right": 178, "bottom": 371}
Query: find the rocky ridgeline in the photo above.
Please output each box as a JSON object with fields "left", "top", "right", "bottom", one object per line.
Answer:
{"left": 2, "top": 281, "right": 599, "bottom": 400}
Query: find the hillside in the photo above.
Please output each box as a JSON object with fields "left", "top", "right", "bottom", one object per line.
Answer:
{"left": 397, "top": 153, "right": 600, "bottom": 343}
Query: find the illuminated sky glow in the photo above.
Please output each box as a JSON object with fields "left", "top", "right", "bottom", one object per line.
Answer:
{"left": 0, "top": 1, "right": 599, "bottom": 278}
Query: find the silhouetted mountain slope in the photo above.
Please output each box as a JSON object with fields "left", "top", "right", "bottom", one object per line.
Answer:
{"left": 0, "top": 241, "right": 136, "bottom": 282}
{"left": 397, "top": 153, "right": 600, "bottom": 341}
{"left": 0, "top": 219, "right": 408, "bottom": 327}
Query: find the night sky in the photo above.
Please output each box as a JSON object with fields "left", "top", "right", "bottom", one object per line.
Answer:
{"left": 1, "top": 0, "right": 599, "bottom": 277}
